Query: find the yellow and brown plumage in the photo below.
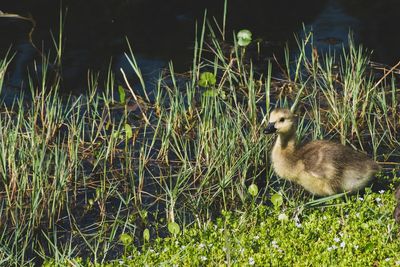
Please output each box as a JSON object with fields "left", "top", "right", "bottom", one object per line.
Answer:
{"left": 265, "top": 108, "right": 380, "bottom": 196}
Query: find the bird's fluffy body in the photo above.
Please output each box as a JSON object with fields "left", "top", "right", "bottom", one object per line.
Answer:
{"left": 266, "top": 108, "right": 380, "bottom": 196}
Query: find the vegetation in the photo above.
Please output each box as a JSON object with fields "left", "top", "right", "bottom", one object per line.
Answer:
{"left": 0, "top": 11, "right": 399, "bottom": 267}
{"left": 88, "top": 186, "right": 400, "bottom": 266}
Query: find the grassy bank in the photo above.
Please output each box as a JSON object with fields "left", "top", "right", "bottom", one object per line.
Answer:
{"left": 91, "top": 186, "right": 400, "bottom": 266}
{"left": 0, "top": 16, "right": 399, "bottom": 266}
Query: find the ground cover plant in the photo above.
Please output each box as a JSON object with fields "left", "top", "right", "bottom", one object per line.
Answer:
{"left": 0, "top": 10, "right": 400, "bottom": 266}
{"left": 93, "top": 185, "right": 400, "bottom": 266}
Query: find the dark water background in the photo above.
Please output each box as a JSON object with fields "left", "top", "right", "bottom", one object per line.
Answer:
{"left": 1, "top": 0, "right": 400, "bottom": 94}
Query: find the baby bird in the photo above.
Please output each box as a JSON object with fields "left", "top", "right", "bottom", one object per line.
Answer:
{"left": 264, "top": 108, "right": 380, "bottom": 196}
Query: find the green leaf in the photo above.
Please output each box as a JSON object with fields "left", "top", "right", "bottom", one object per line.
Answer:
{"left": 271, "top": 193, "right": 283, "bottom": 208}
{"left": 363, "top": 242, "right": 374, "bottom": 252}
{"left": 143, "top": 228, "right": 150, "bottom": 242}
{"left": 237, "top": 29, "right": 252, "bottom": 47}
{"left": 202, "top": 89, "right": 218, "bottom": 97}
{"left": 199, "top": 72, "right": 216, "bottom": 87}
{"left": 248, "top": 184, "right": 259, "bottom": 197}
{"left": 168, "top": 222, "right": 180, "bottom": 235}
{"left": 118, "top": 85, "right": 126, "bottom": 104}
{"left": 125, "top": 124, "right": 133, "bottom": 139}
{"left": 112, "top": 131, "right": 121, "bottom": 140}
{"left": 119, "top": 233, "right": 133, "bottom": 245}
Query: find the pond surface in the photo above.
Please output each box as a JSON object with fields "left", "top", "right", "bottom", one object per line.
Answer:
{"left": 1, "top": 0, "right": 399, "bottom": 96}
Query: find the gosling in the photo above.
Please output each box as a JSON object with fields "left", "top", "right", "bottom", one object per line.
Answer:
{"left": 264, "top": 108, "right": 380, "bottom": 196}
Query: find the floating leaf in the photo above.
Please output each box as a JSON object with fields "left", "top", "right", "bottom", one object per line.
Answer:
{"left": 199, "top": 72, "right": 216, "bottom": 87}
{"left": 168, "top": 222, "right": 180, "bottom": 235}
{"left": 125, "top": 124, "right": 133, "bottom": 139}
{"left": 112, "top": 131, "right": 122, "bottom": 140}
{"left": 202, "top": 89, "right": 218, "bottom": 97}
{"left": 271, "top": 193, "right": 283, "bottom": 208}
{"left": 118, "top": 85, "right": 126, "bottom": 104}
{"left": 237, "top": 29, "right": 252, "bottom": 47}
{"left": 119, "top": 233, "right": 133, "bottom": 245}
{"left": 143, "top": 228, "right": 150, "bottom": 242}
{"left": 248, "top": 184, "right": 259, "bottom": 197}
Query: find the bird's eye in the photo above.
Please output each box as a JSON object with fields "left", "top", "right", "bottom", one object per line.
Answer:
{"left": 279, "top": 118, "right": 285, "bottom": 122}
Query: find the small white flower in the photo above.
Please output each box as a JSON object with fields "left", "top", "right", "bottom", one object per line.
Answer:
{"left": 149, "top": 249, "right": 155, "bottom": 253}
{"left": 340, "top": 241, "right": 346, "bottom": 248}
{"left": 180, "top": 245, "right": 186, "bottom": 250}
{"left": 327, "top": 245, "right": 338, "bottom": 251}
{"left": 375, "top": 197, "right": 382, "bottom": 203}
{"left": 198, "top": 243, "right": 206, "bottom": 249}
{"left": 222, "top": 247, "right": 227, "bottom": 252}
{"left": 278, "top": 213, "right": 289, "bottom": 221}
{"left": 271, "top": 240, "right": 279, "bottom": 249}
{"left": 254, "top": 235, "right": 260, "bottom": 240}
{"left": 323, "top": 216, "right": 327, "bottom": 220}
{"left": 295, "top": 222, "right": 302, "bottom": 228}
{"left": 339, "top": 232, "right": 344, "bottom": 237}
{"left": 119, "top": 260, "right": 124, "bottom": 265}
{"left": 358, "top": 197, "right": 364, "bottom": 201}
{"left": 395, "top": 260, "right": 400, "bottom": 266}
{"left": 249, "top": 257, "right": 255, "bottom": 266}
{"left": 200, "top": 256, "right": 207, "bottom": 261}
{"left": 356, "top": 213, "right": 360, "bottom": 218}
{"left": 334, "top": 237, "right": 340, "bottom": 243}
{"left": 379, "top": 190, "right": 385, "bottom": 194}
{"left": 385, "top": 258, "right": 390, "bottom": 262}
{"left": 354, "top": 245, "right": 359, "bottom": 250}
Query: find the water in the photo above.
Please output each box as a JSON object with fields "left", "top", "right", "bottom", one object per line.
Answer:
{"left": 303, "top": 0, "right": 361, "bottom": 53}
{"left": 1, "top": 0, "right": 399, "bottom": 98}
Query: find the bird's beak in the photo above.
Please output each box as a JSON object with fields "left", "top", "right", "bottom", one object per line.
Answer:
{"left": 264, "top": 122, "right": 277, "bottom": 134}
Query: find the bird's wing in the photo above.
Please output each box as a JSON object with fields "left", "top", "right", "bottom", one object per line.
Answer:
{"left": 298, "top": 141, "right": 338, "bottom": 180}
